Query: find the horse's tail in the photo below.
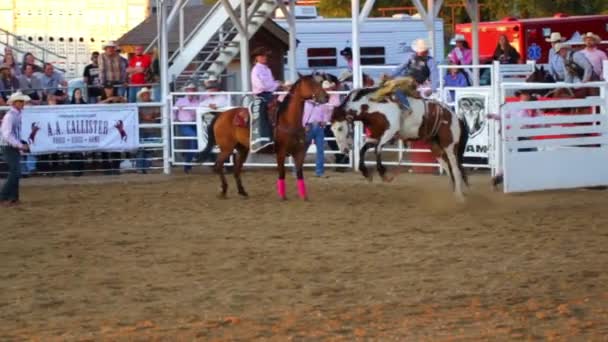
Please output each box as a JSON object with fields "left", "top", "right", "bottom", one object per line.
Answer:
{"left": 457, "top": 117, "right": 469, "bottom": 186}
{"left": 199, "top": 114, "right": 219, "bottom": 163}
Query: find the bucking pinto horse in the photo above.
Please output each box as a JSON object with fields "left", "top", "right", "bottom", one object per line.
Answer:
{"left": 330, "top": 82, "right": 469, "bottom": 201}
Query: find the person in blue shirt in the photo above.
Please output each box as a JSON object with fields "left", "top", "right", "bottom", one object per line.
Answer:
{"left": 444, "top": 63, "right": 469, "bottom": 103}
{"left": 546, "top": 32, "right": 566, "bottom": 81}
{"left": 389, "top": 38, "right": 439, "bottom": 108}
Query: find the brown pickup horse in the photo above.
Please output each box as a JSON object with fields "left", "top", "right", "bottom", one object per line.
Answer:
{"left": 200, "top": 75, "right": 328, "bottom": 199}
{"left": 274, "top": 75, "right": 328, "bottom": 200}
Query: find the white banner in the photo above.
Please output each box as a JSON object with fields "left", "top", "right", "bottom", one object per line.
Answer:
{"left": 455, "top": 89, "right": 490, "bottom": 158}
{"left": 22, "top": 104, "right": 140, "bottom": 154}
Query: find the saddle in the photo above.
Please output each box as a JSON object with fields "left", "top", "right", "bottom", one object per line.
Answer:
{"left": 232, "top": 110, "right": 249, "bottom": 128}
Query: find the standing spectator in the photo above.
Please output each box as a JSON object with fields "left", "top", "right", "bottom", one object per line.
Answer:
{"left": 18, "top": 64, "right": 43, "bottom": 105}
{"left": 98, "top": 41, "right": 126, "bottom": 95}
{"left": 173, "top": 83, "right": 201, "bottom": 173}
{"left": 493, "top": 34, "right": 521, "bottom": 64}
{"left": 39, "top": 63, "right": 68, "bottom": 103}
{"left": 3, "top": 53, "right": 21, "bottom": 77}
{"left": 447, "top": 34, "right": 472, "bottom": 83}
{"left": 580, "top": 32, "right": 607, "bottom": 80}
{"left": 200, "top": 77, "right": 230, "bottom": 109}
{"left": 126, "top": 45, "right": 151, "bottom": 103}
{"left": 0, "top": 91, "right": 30, "bottom": 206}
{"left": 301, "top": 80, "right": 339, "bottom": 178}
{"left": 547, "top": 32, "right": 567, "bottom": 81}
{"left": 21, "top": 52, "right": 43, "bottom": 73}
{"left": 136, "top": 87, "right": 159, "bottom": 173}
{"left": 0, "top": 64, "right": 21, "bottom": 104}
{"left": 555, "top": 43, "right": 595, "bottom": 83}
{"left": 83, "top": 51, "right": 102, "bottom": 103}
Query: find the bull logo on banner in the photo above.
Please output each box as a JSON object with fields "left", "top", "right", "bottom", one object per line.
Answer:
{"left": 114, "top": 120, "right": 128, "bottom": 142}
{"left": 28, "top": 122, "right": 41, "bottom": 144}
{"left": 457, "top": 96, "right": 487, "bottom": 138}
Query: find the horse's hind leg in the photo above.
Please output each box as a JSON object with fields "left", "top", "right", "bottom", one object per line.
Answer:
{"left": 294, "top": 149, "right": 308, "bottom": 200}
{"left": 234, "top": 144, "right": 249, "bottom": 197}
{"left": 215, "top": 147, "right": 234, "bottom": 198}
{"left": 374, "top": 145, "right": 392, "bottom": 182}
{"left": 276, "top": 146, "right": 288, "bottom": 200}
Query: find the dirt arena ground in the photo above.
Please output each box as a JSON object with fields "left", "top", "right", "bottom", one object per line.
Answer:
{"left": 1, "top": 169, "right": 607, "bottom": 341}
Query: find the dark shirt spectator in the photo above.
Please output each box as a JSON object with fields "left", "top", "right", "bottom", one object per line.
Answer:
{"left": 83, "top": 51, "right": 102, "bottom": 103}
{"left": 493, "top": 34, "right": 521, "bottom": 64}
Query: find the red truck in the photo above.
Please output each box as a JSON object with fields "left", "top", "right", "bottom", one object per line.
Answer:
{"left": 455, "top": 14, "right": 608, "bottom": 63}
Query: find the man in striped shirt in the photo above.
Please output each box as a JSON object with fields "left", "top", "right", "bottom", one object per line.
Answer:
{"left": 1, "top": 92, "right": 31, "bottom": 206}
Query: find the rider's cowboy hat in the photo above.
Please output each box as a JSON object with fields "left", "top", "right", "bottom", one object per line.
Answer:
{"left": 545, "top": 32, "right": 566, "bottom": 43}
{"left": 7, "top": 91, "right": 31, "bottom": 105}
{"left": 340, "top": 47, "right": 353, "bottom": 57}
{"left": 136, "top": 87, "right": 151, "bottom": 100}
{"left": 583, "top": 32, "right": 601, "bottom": 43}
{"left": 411, "top": 39, "right": 430, "bottom": 53}
{"left": 322, "top": 80, "right": 336, "bottom": 89}
{"left": 251, "top": 47, "right": 271, "bottom": 58}
{"left": 102, "top": 40, "right": 118, "bottom": 49}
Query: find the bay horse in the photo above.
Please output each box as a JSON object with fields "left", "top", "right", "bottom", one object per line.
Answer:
{"left": 330, "top": 81, "right": 469, "bottom": 201}
{"left": 200, "top": 75, "right": 328, "bottom": 199}
{"left": 274, "top": 75, "right": 328, "bottom": 200}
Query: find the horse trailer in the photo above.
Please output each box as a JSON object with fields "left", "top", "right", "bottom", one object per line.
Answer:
{"left": 274, "top": 14, "right": 445, "bottom": 81}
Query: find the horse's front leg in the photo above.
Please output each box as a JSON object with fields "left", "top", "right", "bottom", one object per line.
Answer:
{"left": 359, "top": 141, "right": 376, "bottom": 182}
{"left": 294, "top": 148, "right": 308, "bottom": 200}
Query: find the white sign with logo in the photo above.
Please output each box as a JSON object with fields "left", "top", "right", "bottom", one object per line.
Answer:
{"left": 22, "top": 104, "right": 140, "bottom": 154}
{"left": 455, "top": 89, "right": 490, "bottom": 158}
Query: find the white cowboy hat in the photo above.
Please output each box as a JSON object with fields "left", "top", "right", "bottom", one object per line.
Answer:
{"left": 583, "top": 32, "right": 601, "bottom": 43}
{"left": 412, "top": 39, "right": 429, "bottom": 53}
{"left": 453, "top": 34, "right": 466, "bottom": 42}
{"left": 7, "top": 91, "right": 31, "bottom": 105}
{"left": 553, "top": 42, "right": 571, "bottom": 52}
{"left": 136, "top": 87, "right": 151, "bottom": 100}
{"left": 103, "top": 40, "right": 118, "bottom": 48}
{"left": 545, "top": 32, "right": 566, "bottom": 43}
{"left": 183, "top": 83, "right": 198, "bottom": 91}
{"left": 321, "top": 80, "right": 335, "bottom": 89}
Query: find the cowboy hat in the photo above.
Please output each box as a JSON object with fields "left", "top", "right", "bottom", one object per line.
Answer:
{"left": 453, "top": 34, "right": 466, "bottom": 42}
{"left": 0, "top": 63, "right": 10, "bottom": 71}
{"left": 251, "top": 46, "right": 271, "bottom": 58}
{"left": 340, "top": 47, "right": 353, "bottom": 57}
{"left": 182, "top": 82, "right": 198, "bottom": 91}
{"left": 545, "top": 32, "right": 566, "bottom": 43}
{"left": 583, "top": 32, "right": 601, "bottom": 43}
{"left": 102, "top": 40, "right": 118, "bottom": 48}
{"left": 137, "top": 87, "right": 151, "bottom": 100}
{"left": 553, "top": 42, "right": 571, "bottom": 52}
{"left": 204, "top": 76, "right": 220, "bottom": 89}
{"left": 321, "top": 80, "right": 335, "bottom": 89}
{"left": 7, "top": 91, "right": 31, "bottom": 105}
{"left": 411, "top": 39, "right": 429, "bottom": 53}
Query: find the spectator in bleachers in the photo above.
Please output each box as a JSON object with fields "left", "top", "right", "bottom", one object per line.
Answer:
{"left": 136, "top": 87, "right": 158, "bottom": 173}
{"left": 3, "top": 53, "right": 21, "bottom": 77}
{"left": 493, "top": 34, "right": 521, "bottom": 64}
{"left": 555, "top": 43, "right": 595, "bottom": 83}
{"left": 21, "top": 52, "right": 43, "bottom": 73}
{"left": 173, "top": 83, "right": 201, "bottom": 173}
{"left": 98, "top": 41, "right": 126, "bottom": 96}
{"left": 0, "top": 64, "right": 20, "bottom": 105}
{"left": 99, "top": 82, "right": 127, "bottom": 104}
{"left": 547, "top": 32, "right": 566, "bottom": 82}
{"left": 126, "top": 45, "right": 152, "bottom": 103}
{"left": 18, "top": 64, "right": 42, "bottom": 105}
{"left": 580, "top": 32, "right": 607, "bottom": 80}
{"left": 39, "top": 63, "right": 68, "bottom": 103}
{"left": 83, "top": 51, "right": 102, "bottom": 104}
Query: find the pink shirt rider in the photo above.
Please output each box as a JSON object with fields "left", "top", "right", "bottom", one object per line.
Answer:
{"left": 251, "top": 63, "right": 280, "bottom": 94}
{"left": 448, "top": 47, "right": 472, "bottom": 65}
{"left": 581, "top": 48, "right": 608, "bottom": 79}
{"left": 173, "top": 96, "right": 201, "bottom": 122}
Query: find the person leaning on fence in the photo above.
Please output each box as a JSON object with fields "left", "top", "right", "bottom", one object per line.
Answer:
{"left": 98, "top": 41, "right": 126, "bottom": 96}
{"left": 251, "top": 47, "right": 283, "bottom": 148}
{"left": 0, "top": 92, "right": 31, "bottom": 207}
{"left": 99, "top": 82, "right": 126, "bottom": 104}
{"left": 173, "top": 83, "right": 201, "bottom": 174}
{"left": 580, "top": 32, "right": 607, "bottom": 80}
{"left": 127, "top": 45, "right": 152, "bottom": 103}
{"left": 201, "top": 76, "right": 230, "bottom": 110}
{"left": 136, "top": 87, "right": 159, "bottom": 173}
{"left": 546, "top": 32, "right": 567, "bottom": 81}
{"left": 555, "top": 43, "right": 596, "bottom": 83}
